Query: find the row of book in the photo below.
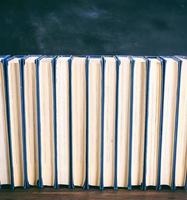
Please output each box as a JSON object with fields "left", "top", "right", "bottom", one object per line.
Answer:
{"left": 0, "top": 55, "right": 186, "bottom": 190}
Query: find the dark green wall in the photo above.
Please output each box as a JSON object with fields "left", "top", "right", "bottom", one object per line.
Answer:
{"left": 0, "top": 0, "right": 187, "bottom": 55}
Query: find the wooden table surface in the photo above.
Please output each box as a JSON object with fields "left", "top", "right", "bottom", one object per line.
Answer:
{"left": 0, "top": 188, "right": 186, "bottom": 200}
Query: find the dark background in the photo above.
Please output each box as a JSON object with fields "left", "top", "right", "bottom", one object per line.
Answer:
{"left": 0, "top": 0, "right": 187, "bottom": 55}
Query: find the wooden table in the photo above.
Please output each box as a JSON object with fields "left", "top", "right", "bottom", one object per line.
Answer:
{"left": 0, "top": 188, "right": 186, "bottom": 200}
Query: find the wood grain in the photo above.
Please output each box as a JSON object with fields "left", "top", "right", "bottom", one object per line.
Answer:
{"left": 0, "top": 188, "right": 186, "bottom": 200}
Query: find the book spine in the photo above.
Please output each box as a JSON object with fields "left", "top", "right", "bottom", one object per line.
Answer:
{"left": 171, "top": 59, "right": 182, "bottom": 191}
{"left": 127, "top": 58, "right": 135, "bottom": 190}
{"left": 100, "top": 57, "right": 105, "bottom": 190}
{"left": 156, "top": 58, "right": 166, "bottom": 191}
{"left": 52, "top": 57, "right": 58, "bottom": 189}
{"left": 114, "top": 57, "right": 120, "bottom": 190}
{"left": 141, "top": 59, "right": 150, "bottom": 190}
{"left": 2, "top": 57, "right": 14, "bottom": 190}
{"left": 83, "top": 56, "right": 89, "bottom": 190}
{"left": 19, "top": 58, "right": 29, "bottom": 189}
{"left": 68, "top": 56, "right": 74, "bottom": 189}
{"left": 35, "top": 58, "right": 43, "bottom": 188}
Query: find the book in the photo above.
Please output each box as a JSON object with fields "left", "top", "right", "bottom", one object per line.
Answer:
{"left": 0, "top": 55, "right": 186, "bottom": 190}
{"left": 0, "top": 56, "right": 11, "bottom": 187}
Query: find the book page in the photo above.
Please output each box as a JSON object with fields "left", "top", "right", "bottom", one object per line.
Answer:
{"left": 0, "top": 62, "right": 10, "bottom": 185}
{"left": 56, "top": 57, "right": 70, "bottom": 185}
{"left": 8, "top": 59, "right": 24, "bottom": 187}
{"left": 39, "top": 58, "right": 54, "bottom": 186}
{"left": 24, "top": 57, "right": 38, "bottom": 185}
{"left": 103, "top": 57, "right": 116, "bottom": 187}
{"left": 175, "top": 58, "right": 187, "bottom": 186}
{"left": 131, "top": 58, "right": 146, "bottom": 186}
{"left": 161, "top": 59, "right": 178, "bottom": 186}
{"left": 146, "top": 59, "right": 162, "bottom": 186}
{"left": 72, "top": 57, "right": 86, "bottom": 186}
{"left": 117, "top": 57, "right": 131, "bottom": 187}
{"left": 88, "top": 58, "right": 101, "bottom": 186}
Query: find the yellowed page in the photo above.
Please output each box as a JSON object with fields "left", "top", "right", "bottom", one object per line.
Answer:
{"left": 56, "top": 57, "right": 70, "bottom": 185}
{"left": 8, "top": 59, "right": 24, "bottom": 186}
{"left": 175, "top": 58, "right": 187, "bottom": 186}
{"left": 39, "top": 58, "right": 54, "bottom": 186}
{"left": 161, "top": 58, "right": 178, "bottom": 186}
{"left": 88, "top": 58, "right": 101, "bottom": 186}
{"left": 0, "top": 61, "right": 11, "bottom": 185}
{"left": 146, "top": 59, "right": 161, "bottom": 186}
{"left": 72, "top": 57, "right": 86, "bottom": 186}
{"left": 24, "top": 57, "right": 38, "bottom": 185}
{"left": 131, "top": 58, "right": 146, "bottom": 186}
{"left": 117, "top": 57, "right": 131, "bottom": 187}
{"left": 103, "top": 57, "right": 116, "bottom": 187}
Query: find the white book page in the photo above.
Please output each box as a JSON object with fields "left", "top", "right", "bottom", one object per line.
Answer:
{"left": 117, "top": 57, "right": 131, "bottom": 187}
{"left": 0, "top": 63, "right": 10, "bottom": 185}
{"left": 103, "top": 57, "right": 116, "bottom": 187}
{"left": 56, "top": 57, "right": 70, "bottom": 185}
{"left": 72, "top": 57, "right": 86, "bottom": 186}
{"left": 88, "top": 58, "right": 101, "bottom": 186}
{"left": 131, "top": 58, "right": 146, "bottom": 186}
{"left": 39, "top": 58, "right": 54, "bottom": 186}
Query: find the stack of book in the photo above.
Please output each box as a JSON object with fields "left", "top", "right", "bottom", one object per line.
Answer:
{"left": 0, "top": 55, "right": 186, "bottom": 190}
